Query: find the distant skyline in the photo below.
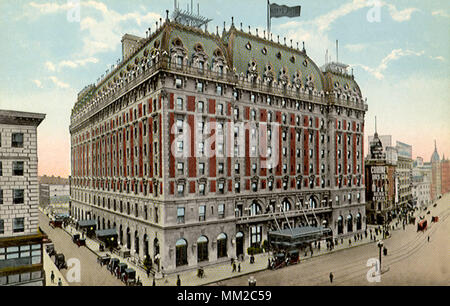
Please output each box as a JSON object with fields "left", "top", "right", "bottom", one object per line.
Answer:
{"left": 0, "top": 0, "right": 449, "bottom": 177}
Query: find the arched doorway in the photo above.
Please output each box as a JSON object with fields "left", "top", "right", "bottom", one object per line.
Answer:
{"left": 175, "top": 239, "right": 188, "bottom": 267}
{"left": 134, "top": 231, "right": 140, "bottom": 255}
{"left": 154, "top": 238, "right": 160, "bottom": 258}
{"left": 143, "top": 234, "right": 149, "bottom": 257}
{"left": 126, "top": 227, "right": 131, "bottom": 249}
{"left": 217, "top": 233, "right": 227, "bottom": 258}
{"left": 119, "top": 225, "right": 123, "bottom": 245}
{"left": 356, "top": 213, "right": 362, "bottom": 230}
{"left": 337, "top": 216, "right": 343, "bottom": 234}
{"left": 197, "top": 236, "right": 209, "bottom": 262}
{"left": 235, "top": 232, "right": 244, "bottom": 257}
{"left": 347, "top": 214, "right": 353, "bottom": 233}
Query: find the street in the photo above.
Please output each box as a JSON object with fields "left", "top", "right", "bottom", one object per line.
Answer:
{"left": 39, "top": 212, "right": 124, "bottom": 286}
{"left": 212, "top": 194, "right": 450, "bottom": 286}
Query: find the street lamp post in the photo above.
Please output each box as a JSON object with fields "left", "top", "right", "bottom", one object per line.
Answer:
{"left": 377, "top": 240, "right": 384, "bottom": 274}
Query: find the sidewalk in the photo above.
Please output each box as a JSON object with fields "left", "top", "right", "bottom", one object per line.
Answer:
{"left": 59, "top": 221, "right": 388, "bottom": 286}
{"left": 43, "top": 248, "right": 69, "bottom": 286}
{"left": 42, "top": 207, "right": 402, "bottom": 286}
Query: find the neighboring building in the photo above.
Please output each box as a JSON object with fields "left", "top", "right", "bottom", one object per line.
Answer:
{"left": 394, "top": 141, "right": 413, "bottom": 211}
{"left": 39, "top": 175, "right": 69, "bottom": 185}
{"left": 441, "top": 158, "right": 450, "bottom": 195}
{"left": 365, "top": 131, "right": 396, "bottom": 224}
{"left": 430, "top": 141, "right": 442, "bottom": 201}
{"left": 39, "top": 184, "right": 70, "bottom": 210}
{"left": 412, "top": 157, "right": 431, "bottom": 208}
{"left": 69, "top": 13, "right": 368, "bottom": 272}
{"left": 0, "top": 110, "right": 46, "bottom": 286}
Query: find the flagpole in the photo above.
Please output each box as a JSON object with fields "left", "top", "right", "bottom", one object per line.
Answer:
{"left": 267, "top": 0, "right": 271, "bottom": 36}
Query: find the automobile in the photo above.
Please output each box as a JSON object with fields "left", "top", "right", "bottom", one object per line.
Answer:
{"left": 97, "top": 255, "right": 111, "bottom": 266}
{"left": 108, "top": 258, "right": 120, "bottom": 272}
{"left": 72, "top": 234, "right": 80, "bottom": 243}
{"left": 76, "top": 238, "right": 86, "bottom": 247}
{"left": 122, "top": 268, "right": 136, "bottom": 285}
{"left": 116, "top": 263, "right": 128, "bottom": 278}
{"left": 45, "top": 244, "right": 56, "bottom": 257}
{"left": 55, "top": 254, "right": 67, "bottom": 270}
{"left": 287, "top": 250, "right": 300, "bottom": 265}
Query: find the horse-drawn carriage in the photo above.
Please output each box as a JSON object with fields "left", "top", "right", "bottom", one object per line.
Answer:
{"left": 108, "top": 258, "right": 120, "bottom": 273}
{"left": 121, "top": 268, "right": 142, "bottom": 286}
{"left": 431, "top": 216, "right": 439, "bottom": 223}
{"left": 46, "top": 243, "right": 56, "bottom": 257}
{"left": 55, "top": 253, "right": 67, "bottom": 270}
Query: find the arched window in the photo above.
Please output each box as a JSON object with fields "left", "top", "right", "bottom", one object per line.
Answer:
{"left": 197, "top": 236, "right": 209, "bottom": 262}
{"left": 249, "top": 201, "right": 262, "bottom": 216}
{"left": 356, "top": 213, "right": 362, "bottom": 231}
{"left": 235, "top": 232, "right": 244, "bottom": 257}
{"left": 337, "top": 216, "right": 343, "bottom": 234}
{"left": 175, "top": 239, "right": 188, "bottom": 267}
{"left": 347, "top": 214, "right": 353, "bottom": 232}
{"left": 282, "top": 199, "right": 291, "bottom": 212}
{"left": 217, "top": 233, "right": 227, "bottom": 258}
{"left": 126, "top": 228, "right": 131, "bottom": 249}
{"left": 309, "top": 196, "right": 317, "bottom": 209}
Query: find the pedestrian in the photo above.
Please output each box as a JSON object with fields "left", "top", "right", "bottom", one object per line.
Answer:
{"left": 329, "top": 272, "right": 334, "bottom": 283}
{"left": 427, "top": 236, "right": 430, "bottom": 243}
{"left": 152, "top": 277, "right": 156, "bottom": 286}
{"left": 231, "top": 257, "right": 234, "bottom": 266}
{"left": 58, "top": 278, "right": 62, "bottom": 286}
{"left": 349, "top": 239, "right": 351, "bottom": 246}
{"left": 146, "top": 268, "right": 150, "bottom": 278}
{"left": 238, "top": 263, "right": 241, "bottom": 273}
{"left": 232, "top": 262, "right": 236, "bottom": 272}
{"left": 176, "top": 275, "right": 181, "bottom": 286}
{"left": 51, "top": 271, "right": 55, "bottom": 284}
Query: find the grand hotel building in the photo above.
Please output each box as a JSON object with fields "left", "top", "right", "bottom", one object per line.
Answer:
{"left": 70, "top": 15, "right": 368, "bottom": 272}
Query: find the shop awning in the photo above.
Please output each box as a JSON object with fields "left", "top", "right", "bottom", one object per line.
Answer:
{"left": 95, "top": 228, "right": 117, "bottom": 238}
{"left": 268, "top": 226, "right": 332, "bottom": 247}
{"left": 78, "top": 220, "right": 97, "bottom": 228}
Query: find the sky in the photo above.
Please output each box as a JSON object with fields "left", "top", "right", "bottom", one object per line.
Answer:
{"left": 0, "top": 0, "right": 449, "bottom": 177}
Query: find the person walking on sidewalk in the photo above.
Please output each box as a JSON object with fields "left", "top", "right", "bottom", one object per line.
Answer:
{"left": 238, "top": 263, "right": 241, "bottom": 273}
{"left": 51, "top": 271, "right": 55, "bottom": 284}
{"left": 152, "top": 277, "right": 156, "bottom": 286}
{"left": 232, "top": 262, "right": 236, "bottom": 272}
{"left": 176, "top": 275, "right": 181, "bottom": 286}
{"left": 329, "top": 272, "right": 334, "bottom": 283}
{"left": 58, "top": 278, "right": 62, "bottom": 286}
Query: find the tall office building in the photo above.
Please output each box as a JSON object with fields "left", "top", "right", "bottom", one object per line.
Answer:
{"left": 0, "top": 110, "right": 46, "bottom": 286}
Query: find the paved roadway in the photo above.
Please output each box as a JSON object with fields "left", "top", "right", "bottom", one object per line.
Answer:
{"left": 39, "top": 212, "right": 124, "bottom": 286}
{"left": 213, "top": 194, "right": 450, "bottom": 286}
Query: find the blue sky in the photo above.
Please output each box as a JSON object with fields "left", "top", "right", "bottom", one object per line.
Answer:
{"left": 0, "top": 0, "right": 449, "bottom": 176}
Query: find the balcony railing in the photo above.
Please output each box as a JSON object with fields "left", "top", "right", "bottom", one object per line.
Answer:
{"left": 236, "top": 206, "right": 332, "bottom": 224}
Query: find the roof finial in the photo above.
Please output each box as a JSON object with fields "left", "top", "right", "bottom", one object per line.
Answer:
{"left": 375, "top": 116, "right": 378, "bottom": 135}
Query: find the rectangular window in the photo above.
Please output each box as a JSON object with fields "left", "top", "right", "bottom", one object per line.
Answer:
{"left": 199, "top": 205, "right": 206, "bottom": 221}
{"left": 13, "top": 189, "right": 24, "bottom": 204}
{"left": 218, "top": 204, "right": 225, "bottom": 219}
{"left": 218, "top": 163, "right": 224, "bottom": 174}
{"left": 199, "top": 183, "right": 205, "bottom": 195}
{"left": 176, "top": 98, "right": 183, "bottom": 110}
{"left": 177, "top": 184, "right": 184, "bottom": 196}
{"left": 0, "top": 162, "right": 2, "bottom": 176}
{"left": 13, "top": 162, "right": 24, "bottom": 176}
{"left": 12, "top": 133, "right": 24, "bottom": 148}
{"left": 198, "top": 101, "right": 204, "bottom": 113}
{"left": 177, "top": 162, "right": 184, "bottom": 175}
{"left": 199, "top": 163, "right": 205, "bottom": 175}
{"left": 13, "top": 218, "right": 25, "bottom": 233}
{"left": 177, "top": 207, "right": 185, "bottom": 224}
{"left": 0, "top": 219, "right": 4, "bottom": 234}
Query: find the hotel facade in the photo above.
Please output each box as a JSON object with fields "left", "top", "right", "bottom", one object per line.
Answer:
{"left": 69, "top": 16, "right": 368, "bottom": 272}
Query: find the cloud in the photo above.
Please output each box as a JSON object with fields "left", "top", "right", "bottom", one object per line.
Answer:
{"left": 355, "top": 49, "right": 425, "bottom": 80}
{"left": 432, "top": 10, "right": 450, "bottom": 18}
{"left": 45, "top": 61, "right": 56, "bottom": 72}
{"left": 33, "top": 79, "right": 43, "bottom": 88}
{"left": 44, "top": 57, "right": 99, "bottom": 71}
{"left": 27, "top": 1, "right": 161, "bottom": 57}
{"left": 48, "top": 76, "right": 70, "bottom": 89}
{"left": 385, "top": 4, "right": 419, "bottom": 22}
